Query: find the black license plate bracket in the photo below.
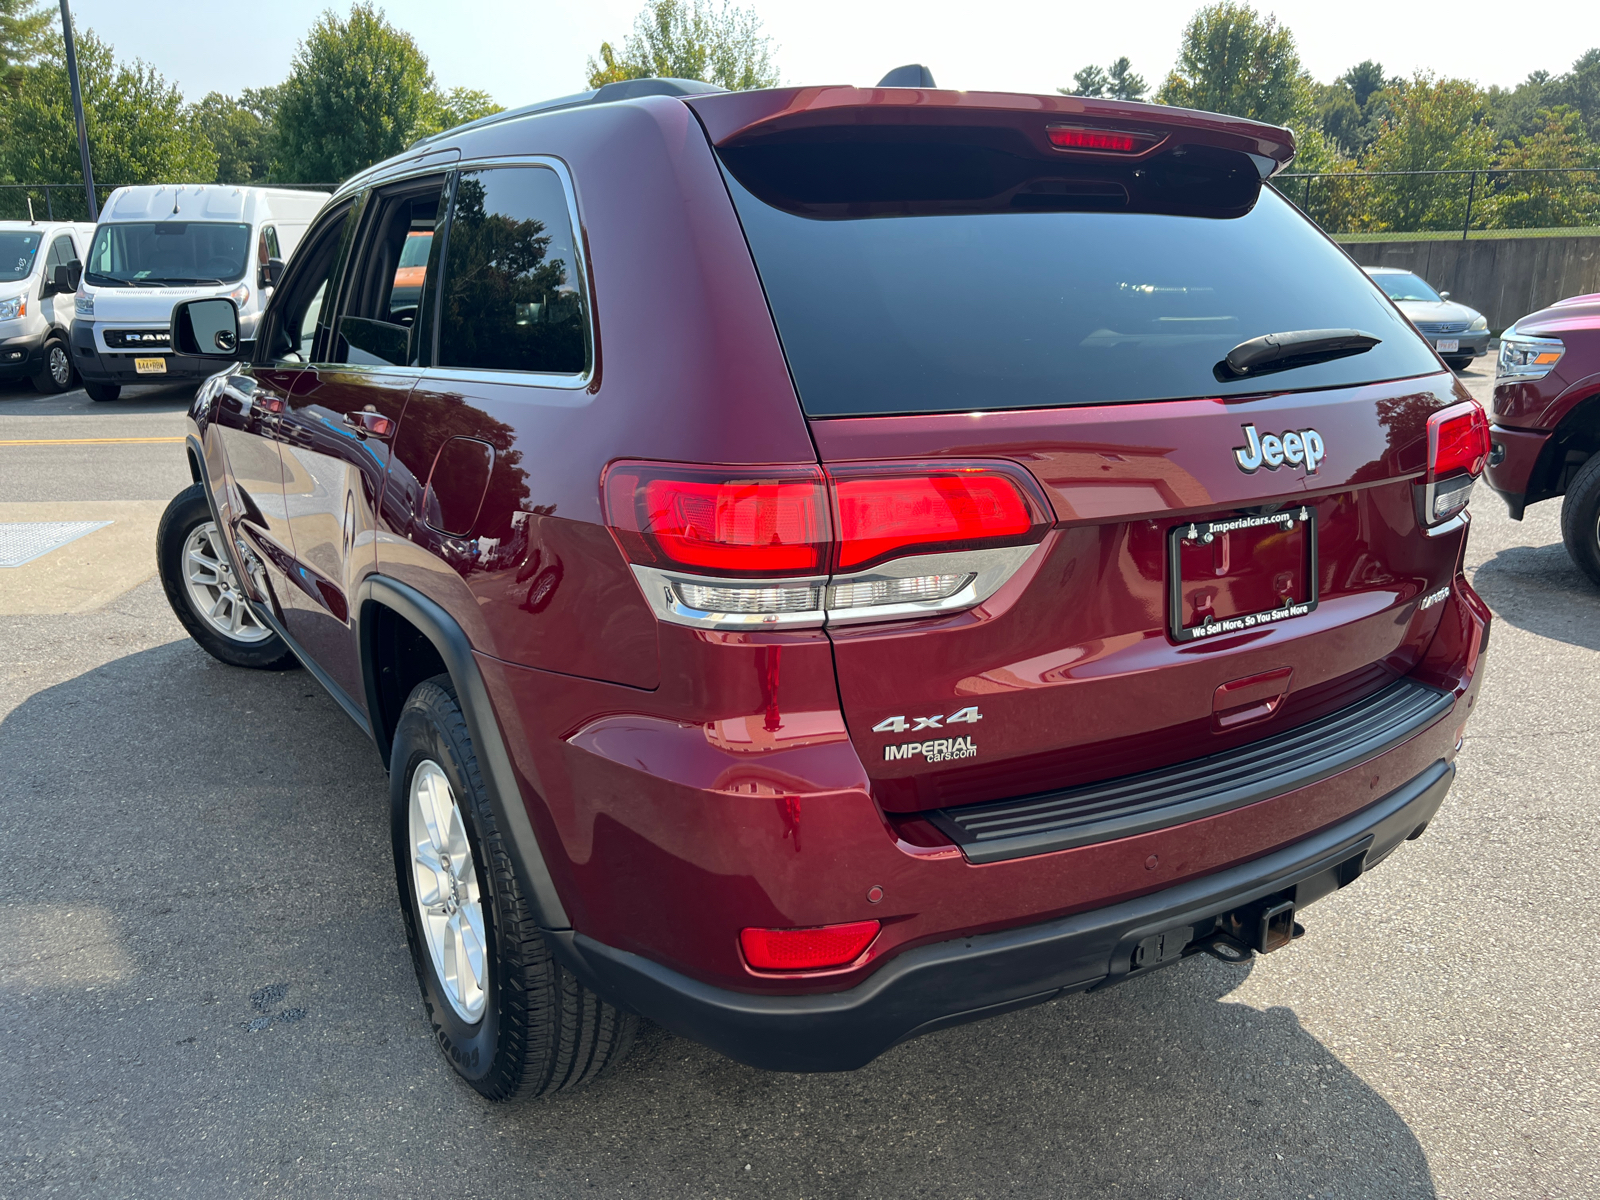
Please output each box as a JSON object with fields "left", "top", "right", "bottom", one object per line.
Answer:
{"left": 1166, "top": 506, "right": 1319, "bottom": 643}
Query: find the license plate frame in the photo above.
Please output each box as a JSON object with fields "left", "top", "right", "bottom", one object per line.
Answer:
{"left": 133, "top": 356, "right": 167, "bottom": 375}
{"left": 1435, "top": 338, "right": 1459, "bottom": 353}
{"left": 1166, "top": 507, "right": 1319, "bottom": 643}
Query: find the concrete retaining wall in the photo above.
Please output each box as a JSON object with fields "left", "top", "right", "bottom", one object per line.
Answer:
{"left": 1337, "top": 236, "right": 1600, "bottom": 333}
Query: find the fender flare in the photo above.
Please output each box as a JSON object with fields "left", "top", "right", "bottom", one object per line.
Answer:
{"left": 355, "top": 575, "right": 572, "bottom": 931}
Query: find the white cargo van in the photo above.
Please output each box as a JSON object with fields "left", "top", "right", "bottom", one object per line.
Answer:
{"left": 0, "top": 219, "right": 98, "bottom": 392}
{"left": 72, "top": 185, "right": 328, "bottom": 401}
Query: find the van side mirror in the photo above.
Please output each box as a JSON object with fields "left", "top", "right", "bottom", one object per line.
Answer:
{"left": 68, "top": 259, "right": 81, "bottom": 290}
{"left": 50, "top": 264, "right": 70, "bottom": 296}
{"left": 172, "top": 297, "right": 243, "bottom": 360}
{"left": 258, "top": 257, "right": 286, "bottom": 290}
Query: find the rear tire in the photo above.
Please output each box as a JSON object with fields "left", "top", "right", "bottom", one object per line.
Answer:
{"left": 30, "top": 336, "right": 73, "bottom": 393}
{"left": 391, "top": 677, "right": 637, "bottom": 1101}
{"left": 156, "top": 484, "right": 298, "bottom": 669}
{"left": 1560, "top": 454, "right": 1600, "bottom": 588}
{"left": 84, "top": 380, "right": 120, "bottom": 402}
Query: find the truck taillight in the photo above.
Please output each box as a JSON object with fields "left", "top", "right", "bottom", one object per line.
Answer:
{"left": 1420, "top": 401, "right": 1491, "bottom": 526}
{"left": 603, "top": 460, "right": 1051, "bottom": 629}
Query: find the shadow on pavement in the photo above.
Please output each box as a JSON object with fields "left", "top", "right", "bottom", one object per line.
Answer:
{"left": 1470, "top": 535, "right": 1600, "bottom": 652}
{"left": 0, "top": 637, "right": 1437, "bottom": 1199}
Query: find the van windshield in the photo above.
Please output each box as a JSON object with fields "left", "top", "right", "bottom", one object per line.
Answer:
{"left": 85, "top": 222, "right": 252, "bottom": 286}
{"left": 721, "top": 171, "right": 1440, "bottom": 416}
{"left": 0, "top": 231, "right": 43, "bottom": 282}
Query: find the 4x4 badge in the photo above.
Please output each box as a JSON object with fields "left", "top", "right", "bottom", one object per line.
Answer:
{"left": 1234, "top": 423, "right": 1326, "bottom": 474}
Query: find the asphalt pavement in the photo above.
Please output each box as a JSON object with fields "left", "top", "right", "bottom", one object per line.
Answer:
{"left": 0, "top": 366, "right": 1595, "bottom": 1199}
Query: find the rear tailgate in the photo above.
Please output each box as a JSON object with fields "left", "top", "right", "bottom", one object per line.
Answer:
{"left": 810, "top": 378, "right": 1462, "bottom": 812}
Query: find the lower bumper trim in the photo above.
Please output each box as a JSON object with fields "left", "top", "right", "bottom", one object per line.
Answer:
{"left": 554, "top": 758, "right": 1455, "bottom": 1072}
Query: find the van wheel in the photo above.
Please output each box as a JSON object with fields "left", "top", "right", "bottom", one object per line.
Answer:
{"left": 31, "top": 336, "right": 73, "bottom": 393}
{"left": 85, "top": 381, "right": 120, "bottom": 402}
{"left": 1560, "top": 455, "right": 1600, "bottom": 588}
{"left": 156, "top": 484, "right": 298, "bottom": 669}
{"left": 391, "top": 677, "right": 637, "bottom": 1101}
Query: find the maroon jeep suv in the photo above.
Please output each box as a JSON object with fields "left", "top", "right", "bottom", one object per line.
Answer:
{"left": 1483, "top": 293, "right": 1600, "bottom": 584}
{"left": 154, "top": 77, "right": 1491, "bottom": 1100}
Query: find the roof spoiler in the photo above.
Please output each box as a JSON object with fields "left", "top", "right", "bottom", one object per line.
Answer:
{"left": 686, "top": 87, "right": 1295, "bottom": 178}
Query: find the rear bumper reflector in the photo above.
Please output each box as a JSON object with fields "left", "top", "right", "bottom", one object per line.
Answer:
{"left": 929, "top": 677, "right": 1454, "bottom": 863}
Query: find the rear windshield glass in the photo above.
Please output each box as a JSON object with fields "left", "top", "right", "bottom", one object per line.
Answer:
{"left": 0, "top": 231, "right": 42, "bottom": 282}
{"left": 1369, "top": 272, "right": 1441, "bottom": 303}
{"left": 721, "top": 172, "right": 1439, "bottom": 416}
{"left": 85, "top": 222, "right": 252, "bottom": 287}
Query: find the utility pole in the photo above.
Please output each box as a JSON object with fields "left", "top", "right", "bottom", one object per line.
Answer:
{"left": 58, "top": 0, "right": 97, "bottom": 221}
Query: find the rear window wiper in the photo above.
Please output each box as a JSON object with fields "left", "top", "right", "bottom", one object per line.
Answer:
{"left": 1216, "top": 329, "right": 1380, "bottom": 381}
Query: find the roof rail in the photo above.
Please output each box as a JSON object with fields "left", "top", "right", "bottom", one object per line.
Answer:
{"left": 408, "top": 77, "right": 727, "bottom": 151}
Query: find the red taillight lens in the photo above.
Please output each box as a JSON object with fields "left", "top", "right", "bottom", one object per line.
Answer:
{"left": 831, "top": 467, "right": 1043, "bottom": 571}
{"left": 1045, "top": 125, "right": 1159, "bottom": 153}
{"left": 739, "top": 920, "right": 880, "bottom": 971}
{"left": 605, "top": 462, "right": 829, "bottom": 576}
{"left": 1428, "top": 402, "right": 1492, "bottom": 479}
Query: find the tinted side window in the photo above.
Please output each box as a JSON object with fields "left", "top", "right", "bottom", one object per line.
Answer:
{"left": 45, "top": 236, "right": 74, "bottom": 273}
{"left": 261, "top": 206, "right": 352, "bottom": 364}
{"left": 335, "top": 178, "right": 445, "bottom": 367}
{"left": 436, "top": 167, "right": 589, "bottom": 375}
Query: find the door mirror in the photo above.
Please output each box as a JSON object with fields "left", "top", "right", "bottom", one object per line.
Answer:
{"left": 68, "top": 259, "right": 81, "bottom": 290}
{"left": 173, "top": 297, "right": 243, "bottom": 359}
{"left": 258, "top": 256, "right": 286, "bottom": 290}
{"left": 49, "top": 264, "right": 70, "bottom": 296}
{"left": 1439, "top": 291, "right": 1451, "bottom": 301}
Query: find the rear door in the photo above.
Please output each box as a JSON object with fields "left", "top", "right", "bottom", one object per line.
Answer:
{"left": 713, "top": 116, "right": 1464, "bottom": 815}
{"left": 272, "top": 175, "right": 448, "bottom": 705}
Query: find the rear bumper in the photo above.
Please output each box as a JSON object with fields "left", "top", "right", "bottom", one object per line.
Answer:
{"left": 558, "top": 758, "right": 1454, "bottom": 1072}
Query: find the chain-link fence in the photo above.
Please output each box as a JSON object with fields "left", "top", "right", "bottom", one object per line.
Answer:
{"left": 0, "top": 182, "right": 336, "bottom": 223}
{"left": 1273, "top": 167, "right": 1600, "bottom": 240}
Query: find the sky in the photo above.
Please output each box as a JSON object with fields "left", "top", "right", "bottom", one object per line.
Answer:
{"left": 68, "top": 0, "right": 1598, "bottom": 108}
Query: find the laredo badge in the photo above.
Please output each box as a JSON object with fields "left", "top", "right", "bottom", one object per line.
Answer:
{"left": 874, "top": 706, "right": 981, "bottom": 762}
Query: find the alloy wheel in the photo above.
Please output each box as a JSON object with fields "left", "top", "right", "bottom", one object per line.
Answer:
{"left": 408, "top": 760, "right": 488, "bottom": 1023}
{"left": 181, "top": 520, "right": 272, "bottom": 643}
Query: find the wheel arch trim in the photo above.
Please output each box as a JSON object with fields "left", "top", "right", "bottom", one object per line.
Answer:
{"left": 356, "top": 575, "right": 572, "bottom": 931}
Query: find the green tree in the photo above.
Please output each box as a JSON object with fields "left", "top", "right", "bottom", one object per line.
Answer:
{"left": 1482, "top": 106, "right": 1600, "bottom": 229}
{"left": 274, "top": 3, "right": 435, "bottom": 183}
{"left": 1315, "top": 61, "right": 1396, "bottom": 157}
{"left": 1061, "top": 56, "right": 1147, "bottom": 101}
{"left": 0, "top": 28, "right": 216, "bottom": 214}
{"left": 1157, "top": 2, "right": 1312, "bottom": 127}
{"left": 1361, "top": 74, "right": 1494, "bottom": 231}
{"left": 1544, "top": 49, "right": 1600, "bottom": 142}
{"left": 193, "top": 90, "right": 278, "bottom": 183}
{"left": 414, "top": 85, "right": 503, "bottom": 139}
{"left": 585, "top": 0, "right": 778, "bottom": 91}
{"left": 0, "top": 0, "right": 50, "bottom": 81}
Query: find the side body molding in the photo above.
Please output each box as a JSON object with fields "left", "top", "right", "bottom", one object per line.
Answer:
{"left": 355, "top": 575, "right": 573, "bottom": 932}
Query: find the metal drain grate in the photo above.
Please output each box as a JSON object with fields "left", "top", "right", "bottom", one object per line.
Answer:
{"left": 0, "top": 521, "right": 114, "bottom": 567}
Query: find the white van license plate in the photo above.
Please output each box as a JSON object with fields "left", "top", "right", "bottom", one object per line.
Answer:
{"left": 133, "top": 357, "right": 167, "bottom": 375}
{"left": 1436, "top": 339, "right": 1459, "bottom": 353}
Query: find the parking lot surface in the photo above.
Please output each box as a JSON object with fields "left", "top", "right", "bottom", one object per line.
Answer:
{"left": 1, "top": 367, "right": 1595, "bottom": 1199}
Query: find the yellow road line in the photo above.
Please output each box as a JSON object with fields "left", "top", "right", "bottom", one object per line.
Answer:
{"left": 0, "top": 436, "right": 185, "bottom": 445}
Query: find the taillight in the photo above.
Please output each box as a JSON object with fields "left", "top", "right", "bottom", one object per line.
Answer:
{"left": 832, "top": 467, "right": 1042, "bottom": 571}
{"left": 603, "top": 459, "right": 1051, "bottom": 629}
{"left": 739, "top": 920, "right": 880, "bottom": 971}
{"left": 1419, "top": 401, "right": 1491, "bottom": 526}
{"left": 605, "top": 464, "right": 828, "bottom": 577}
